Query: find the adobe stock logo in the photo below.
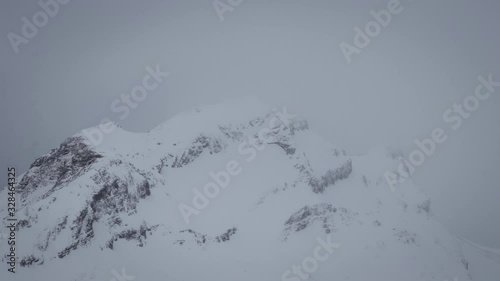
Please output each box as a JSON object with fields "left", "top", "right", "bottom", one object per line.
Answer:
{"left": 339, "top": 0, "right": 410, "bottom": 63}
{"left": 7, "top": 0, "right": 72, "bottom": 54}
{"left": 213, "top": 0, "right": 244, "bottom": 21}
{"left": 385, "top": 74, "right": 500, "bottom": 191}
{"left": 82, "top": 64, "right": 169, "bottom": 147}
{"left": 110, "top": 268, "right": 135, "bottom": 281}
{"left": 282, "top": 235, "right": 341, "bottom": 281}
{"left": 179, "top": 106, "right": 296, "bottom": 225}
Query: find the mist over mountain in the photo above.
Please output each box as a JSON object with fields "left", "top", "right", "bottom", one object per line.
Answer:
{"left": 1, "top": 98, "right": 499, "bottom": 281}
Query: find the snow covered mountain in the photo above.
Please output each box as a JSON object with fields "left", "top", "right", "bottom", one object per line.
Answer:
{"left": 1, "top": 97, "right": 499, "bottom": 281}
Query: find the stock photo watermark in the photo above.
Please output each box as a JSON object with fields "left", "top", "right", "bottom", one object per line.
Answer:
{"left": 5, "top": 167, "right": 17, "bottom": 274}
{"left": 110, "top": 267, "right": 135, "bottom": 281}
{"left": 339, "top": 0, "right": 411, "bottom": 64}
{"left": 385, "top": 74, "right": 500, "bottom": 191}
{"left": 282, "top": 235, "right": 341, "bottom": 281}
{"left": 7, "top": 0, "right": 72, "bottom": 54}
{"left": 213, "top": 0, "right": 244, "bottom": 22}
{"left": 82, "top": 64, "right": 170, "bottom": 146}
{"left": 178, "top": 106, "right": 296, "bottom": 224}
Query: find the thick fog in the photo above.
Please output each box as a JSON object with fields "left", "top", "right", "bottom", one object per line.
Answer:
{"left": 1, "top": 0, "right": 499, "bottom": 249}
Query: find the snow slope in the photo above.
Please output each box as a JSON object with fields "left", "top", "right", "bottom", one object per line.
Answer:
{"left": 1, "top": 97, "right": 498, "bottom": 281}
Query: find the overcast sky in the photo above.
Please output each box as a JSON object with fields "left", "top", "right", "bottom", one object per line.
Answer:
{"left": 1, "top": 0, "right": 499, "bottom": 248}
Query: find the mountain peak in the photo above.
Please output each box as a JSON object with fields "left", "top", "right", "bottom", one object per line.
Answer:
{"left": 1, "top": 98, "right": 495, "bottom": 281}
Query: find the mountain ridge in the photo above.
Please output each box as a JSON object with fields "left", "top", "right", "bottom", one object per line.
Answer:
{"left": 1, "top": 97, "right": 498, "bottom": 281}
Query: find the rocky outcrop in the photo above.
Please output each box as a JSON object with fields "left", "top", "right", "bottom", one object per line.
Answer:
{"left": 20, "top": 255, "right": 42, "bottom": 267}
{"left": 18, "top": 136, "right": 102, "bottom": 202}
{"left": 157, "top": 134, "right": 226, "bottom": 173}
{"left": 393, "top": 228, "right": 419, "bottom": 245}
{"left": 106, "top": 223, "right": 159, "bottom": 250}
{"left": 309, "top": 159, "right": 352, "bottom": 193}
{"left": 283, "top": 203, "right": 358, "bottom": 240}
{"left": 270, "top": 141, "right": 296, "bottom": 155}
{"left": 176, "top": 227, "right": 238, "bottom": 246}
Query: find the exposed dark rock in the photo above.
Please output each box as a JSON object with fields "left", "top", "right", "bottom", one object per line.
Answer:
{"left": 285, "top": 203, "right": 338, "bottom": 232}
{"left": 20, "top": 255, "right": 42, "bottom": 267}
{"left": 417, "top": 199, "right": 432, "bottom": 215}
{"left": 270, "top": 142, "right": 296, "bottom": 155}
{"left": 31, "top": 160, "right": 155, "bottom": 261}
{"left": 90, "top": 180, "right": 137, "bottom": 216}
{"left": 283, "top": 203, "right": 357, "bottom": 240}
{"left": 157, "top": 134, "right": 226, "bottom": 172}
{"left": 219, "top": 125, "right": 245, "bottom": 141}
{"left": 215, "top": 227, "right": 238, "bottom": 243}
{"left": 18, "top": 136, "right": 102, "bottom": 201}
{"left": 362, "top": 175, "right": 369, "bottom": 187}
{"left": 289, "top": 119, "right": 309, "bottom": 135}
{"left": 179, "top": 229, "right": 208, "bottom": 246}
{"left": 38, "top": 216, "right": 68, "bottom": 251}
{"left": 309, "top": 159, "right": 352, "bottom": 193}
{"left": 58, "top": 241, "right": 80, "bottom": 259}
{"left": 393, "top": 228, "right": 418, "bottom": 245}
{"left": 248, "top": 116, "right": 266, "bottom": 128}
{"left": 176, "top": 227, "right": 238, "bottom": 246}
{"left": 17, "top": 219, "right": 31, "bottom": 229}
{"left": 174, "top": 135, "right": 225, "bottom": 167}
{"left": 57, "top": 208, "right": 96, "bottom": 259}
{"left": 137, "top": 180, "right": 151, "bottom": 199}
{"left": 106, "top": 223, "right": 159, "bottom": 250}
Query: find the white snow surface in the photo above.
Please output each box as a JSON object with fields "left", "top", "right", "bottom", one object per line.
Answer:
{"left": 1, "top": 97, "right": 498, "bottom": 281}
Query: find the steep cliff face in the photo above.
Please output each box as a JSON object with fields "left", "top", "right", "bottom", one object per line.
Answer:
{"left": 9, "top": 139, "right": 162, "bottom": 266}
{"left": 18, "top": 136, "right": 103, "bottom": 201}
{"left": 1, "top": 97, "right": 498, "bottom": 281}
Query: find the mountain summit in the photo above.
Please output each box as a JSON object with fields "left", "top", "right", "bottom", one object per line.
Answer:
{"left": 1, "top": 97, "right": 499, "bottom": 281}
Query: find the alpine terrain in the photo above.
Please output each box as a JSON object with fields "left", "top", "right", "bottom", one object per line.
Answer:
{"left": 1, "top": 97, "right": 499, "bottom": 281}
